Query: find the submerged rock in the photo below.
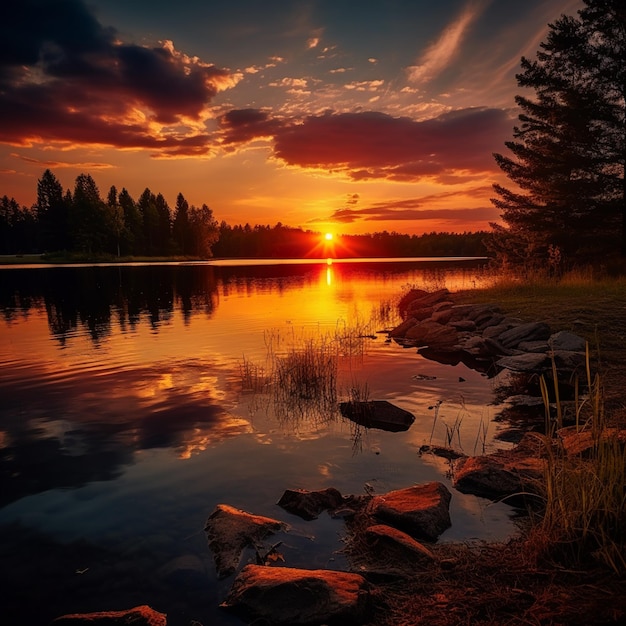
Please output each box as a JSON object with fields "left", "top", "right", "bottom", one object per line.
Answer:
{"left": 52, "top": 605, "right": 166, "bottom": 625}
{"left": 277, "top": 487, "right": 344, "bottom": 520}
{"left": 222, "top": 564, "right": 369, "bottom": 625}
{"left": 339, "top": 400, "right": 415, "bottom": 432}
{"left": 205, "top": 504, "right": 287, "bottom": 578}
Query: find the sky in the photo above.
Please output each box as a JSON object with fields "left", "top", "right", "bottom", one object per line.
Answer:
{"left": 0, "top": 0, "right": 583, "bottom": 236}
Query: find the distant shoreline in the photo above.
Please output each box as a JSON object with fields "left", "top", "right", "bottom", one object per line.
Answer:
{"left": 0, "top": 254, "right": 490, "bottom": 268}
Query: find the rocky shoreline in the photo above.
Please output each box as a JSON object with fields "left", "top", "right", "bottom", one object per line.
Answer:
{"left": 51, "top": 288, "right": 609, "bottom": 625}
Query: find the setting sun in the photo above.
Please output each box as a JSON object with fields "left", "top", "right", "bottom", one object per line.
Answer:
{"left": 325, "top": 233, "right": 333, "bottom": 241}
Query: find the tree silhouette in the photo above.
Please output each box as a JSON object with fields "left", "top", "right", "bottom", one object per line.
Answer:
{"left": 36, "top": 170, "right": 69, "bottom": 252}
{"left": 491, "top": 0, "right": 625, "bottom": 268}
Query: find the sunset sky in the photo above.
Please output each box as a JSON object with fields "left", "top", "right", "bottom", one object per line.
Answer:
{"left": 0, "top": 0, "right": 582, "bottom": 235}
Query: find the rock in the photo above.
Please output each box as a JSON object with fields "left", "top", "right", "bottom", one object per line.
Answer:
{"left": 368, "top": 482, "right": 452, "bottom": 541}
{"left": 405, "top": 321, "right": 459, "bottom": 348}
{"left": 453, "top": 435, "right": 545, "bottom": 501}
{"left": 52, "top": 606, "right": 166, "bottom": 625}
{"left": 498, "top": 322, "right": 551, "bottom": 349}
{"left": 482, "top": 320, "right": 518, "bottom": 339}
{"left": 277, "top": 488, "right": 344, "bottom": 520}
{"left": 205, "top": 504, "right": 287, "bottom": 578}
{"left": 221, "top": 564, "right": 369, "bottom": 625}
{"left": 475, "top": 312, "right": 505, "bottom": 330}
{"left": 450, "top": 319, "right": 476, "bottom": 331}
{"left": 557, "top": 426, "right": 626, "bottom": 457}
{"left": 433, "top": 300, "right": 455, "bottom": 312}
{"left": 388, "top": 317, "right": 417, "bottom": 338}
{"left": 553, "top": 350, "right": 586, "bottom": 371}
{"left": 339, "top": 400, "right": 415, "bottom": 432}
{"left": 407, "top": 305, "right": 435, "bottom": 321}
{"left": 364, "top": 524, "right": 436, "bottom": 561}
{"left": 398, "top": 288, "right": 429, "bottom": 317}
{"left": 430, "top": 308, "right": 453, "bottom": 324}
{"left": 549, "top": 330, "right": 587, "bottom": 352}
{"left": 496, "top": 352, "right": 550, "bottom": 372}
{"left": 518, "top": 340, "right": 550, "bottom": 353}
{"left": 418, "top": 444, "right": 466, "bottom": 460}
{"left": 354, "top": 524, "right": 436, "bottom": 577}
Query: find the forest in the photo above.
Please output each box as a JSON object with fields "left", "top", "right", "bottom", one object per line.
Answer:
{"left": 0, "top": 169, "right": 490, "bottom": 259}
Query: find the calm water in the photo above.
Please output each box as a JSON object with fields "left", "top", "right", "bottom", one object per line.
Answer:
{"left": 0, "top": 259, "right": 516, "bottom": 625}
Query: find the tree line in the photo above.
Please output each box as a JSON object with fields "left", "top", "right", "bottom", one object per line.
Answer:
{"left": 1, "top": 169, "right": 491, "bottom": 259}
{"left": 0, "top": 170, "right": 218, "bottom": 258}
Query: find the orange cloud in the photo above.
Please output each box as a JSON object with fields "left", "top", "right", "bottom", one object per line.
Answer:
{"left": 0, "top": 0, "right": 239, "bottom": 156}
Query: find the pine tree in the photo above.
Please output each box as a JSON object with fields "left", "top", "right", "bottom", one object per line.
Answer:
{"left": 491, "top": 0, "right": 625, "bottom": 267}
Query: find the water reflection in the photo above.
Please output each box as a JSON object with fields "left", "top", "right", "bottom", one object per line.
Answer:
{"left": 0, "top": 259, "right": 517, "bottom": 626}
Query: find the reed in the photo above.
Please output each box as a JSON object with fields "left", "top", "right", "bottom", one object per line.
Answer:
{"left": 237, "top": 355, "right": 269, "bottom": 393}
{"left": 528, "top": 350, "right": 626, "bottom": 574}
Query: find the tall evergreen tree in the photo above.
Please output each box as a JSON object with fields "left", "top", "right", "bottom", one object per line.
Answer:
{"left": 119, "top": 188, "right": 142, "bottom": 255}
{"left": 36, "top": 169, "right": 69, "bottom": 252}
{"left": 70, "top": 174, "right": 109, "bottom": 254}
{"left": 138, "top": 188, "right": 159, "bottom": 256}
{"left": 491, "top": 0, "right": 625, "bottom": 267}
{"left": 173, "top": 192, "right": 191, "bottom": 255}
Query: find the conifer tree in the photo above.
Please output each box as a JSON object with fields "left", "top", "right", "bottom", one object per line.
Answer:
{"left": 491, "top": 0, "right": 625, "bottom": 267}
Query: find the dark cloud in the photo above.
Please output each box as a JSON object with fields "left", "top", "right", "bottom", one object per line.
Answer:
{"left": 219, "top": 107, "right": 510, "bottom": 182}
{"left": 0, "top": 0, "right": 236, "bottom": 154}
{"left": 218, "top": 108, "right": 283, "bottom": 146}
{"left": 271, "top": 108, "right": 510, "bottom": 181}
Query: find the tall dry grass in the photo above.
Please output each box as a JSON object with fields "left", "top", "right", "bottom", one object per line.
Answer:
{"left": 528, "top": 350, "right": 626, "bottom": 574}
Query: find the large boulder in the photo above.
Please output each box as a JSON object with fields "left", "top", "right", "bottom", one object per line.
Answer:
{"left": 205, "top": 504, "right": 286, "bottom": 578}
{"left": 221, "top": 564, "right": 370, "bottom": 625}
{"left": 52, "top": 606, "right": 166, "bottom": 625}
{"left": 277, "top": 487, "right": 344, "bottom": 520}
{"left": 368, "top": 482, "right": 452, "bottom": 541}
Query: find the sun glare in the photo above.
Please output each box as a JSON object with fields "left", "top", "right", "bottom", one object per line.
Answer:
{"left": 324, "top": 232, "right": 333, "bottom": 241}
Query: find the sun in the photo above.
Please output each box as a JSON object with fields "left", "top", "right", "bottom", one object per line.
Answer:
{"left": 324, "top": 232, "right": 333, "bottom": 241}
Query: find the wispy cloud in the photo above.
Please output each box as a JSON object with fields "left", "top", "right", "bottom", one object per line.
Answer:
{"left": 407, "top": 1, "right": 487, "bottom": 84}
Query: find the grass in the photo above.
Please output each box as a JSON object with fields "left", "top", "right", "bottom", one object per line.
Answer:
{"left": 526, "top": 350, "right": 626, "bottom": 574}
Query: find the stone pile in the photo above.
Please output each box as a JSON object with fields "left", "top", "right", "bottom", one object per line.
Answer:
{"left": 391, "top": 288, "right": 588, "bottom": 376}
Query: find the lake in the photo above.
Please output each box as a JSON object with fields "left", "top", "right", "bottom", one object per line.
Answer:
{"left": 0, "top": 258, "right": 518, "bottom": 625}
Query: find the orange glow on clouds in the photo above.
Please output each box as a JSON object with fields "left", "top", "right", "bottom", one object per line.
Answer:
{"left": 0, "top": 0, "right": 553, "bottom": 234}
